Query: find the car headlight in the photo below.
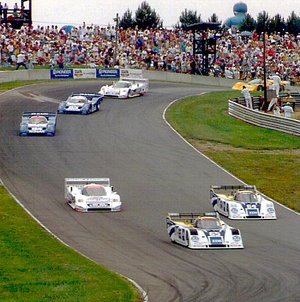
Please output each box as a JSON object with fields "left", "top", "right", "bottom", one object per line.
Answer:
{"left": 112, "top": 198, "right": 119, "bottom": 203}
{"left": 232, "top": 235, "right": 241, "bottom": 242}
{"left": 77, "top": 199, "right": 84, "bottom": 203}
{"left": 231, "top": 207, "right": 238, "bottom": 214}
{"left": 191, "top": 236, "right": 199, "bottom": 242}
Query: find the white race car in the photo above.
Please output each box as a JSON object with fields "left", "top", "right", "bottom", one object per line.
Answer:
{"left": 210, "top": 185, "right": 277, "bottom": 219}
{"left": 166, "top": 212, "right": 243, "bottom": 249}
{"left": 99, "top": 78, "right": 149, "bottom": 98}
{"left": 65, "top": 178, "right": 121, "bottom": 212}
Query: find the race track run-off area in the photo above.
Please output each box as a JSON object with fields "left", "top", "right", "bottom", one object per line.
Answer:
{"left": 0, "top": 80, "right": 300, "bottom": 302}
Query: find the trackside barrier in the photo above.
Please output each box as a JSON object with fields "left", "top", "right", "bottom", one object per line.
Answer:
{"left": 0, "top": 69, "right": 238, "bottom": 87}
{"left": 228, "top": 100, "right": 300, "bottom": 136}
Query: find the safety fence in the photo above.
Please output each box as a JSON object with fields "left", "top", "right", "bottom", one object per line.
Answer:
{"left": 228, "top": 98, "right": 300, "bottom": 137}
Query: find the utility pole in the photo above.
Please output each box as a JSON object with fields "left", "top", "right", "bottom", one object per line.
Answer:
{"left": 263, "top": 31, "right": 267, "bottom": 103}
{"left": 113, "top": 13, "right": 119, "bottom": 66}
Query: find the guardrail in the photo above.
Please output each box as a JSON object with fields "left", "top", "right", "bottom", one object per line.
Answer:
{"left": 228, "top": 99, "right": 300, "bottom": 136}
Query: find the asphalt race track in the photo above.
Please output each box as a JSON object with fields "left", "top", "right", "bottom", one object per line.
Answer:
{"left": 0, "top": 81, "right": 300, "bottom": 302}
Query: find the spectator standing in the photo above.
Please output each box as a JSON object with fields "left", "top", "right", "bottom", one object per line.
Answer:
{"left": 241, "top": 85, "right": 253, "bottom": 109}
{"left": 3, "top": 3, "right": 7, "bottom": 20}
{"left": 16, "top": 51, "right": 27, "bottom": 70}
{"left": 57, "top": 53, "right": 64, "bottom": 69}
{"left": 13, "top": 2, "right": 18, "bottom": 17}
{"left": 282, "top": 102, "right": 294, "bottom": 118}
{"left": 0, "top": 2, "right": 3, "bottom": 20}
{"left": 271, "top": 72, "right": 281, "bottom": 97}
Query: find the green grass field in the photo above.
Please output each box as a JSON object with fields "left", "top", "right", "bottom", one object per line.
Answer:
{"left": 165, "top": 91, "right": 300, "bottom": 212}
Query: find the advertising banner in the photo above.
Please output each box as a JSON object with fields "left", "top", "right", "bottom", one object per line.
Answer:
{"left": 50, "top": 68, "right": 121, "bottom": 80}
{"left": 73, "top": 68, "right": 97, "bottom": 79}
{"left": 50, "top": 69, "right": 73, "bottom": 79}
{"left": 120, "top": 69, "right": 143, "bottom": 79}
{"left": 97, "top": 68, "right": 120, "bottom": 79}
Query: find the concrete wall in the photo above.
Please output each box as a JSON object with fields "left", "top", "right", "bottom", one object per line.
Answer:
{"left": 0, "top": 69, "right": 237, "bottom": 88}
{"left": 0, "top": 70, "right": 51, "bottom": 82}
{"left": 144, "top": 70, "right": 236, "bottom": 87}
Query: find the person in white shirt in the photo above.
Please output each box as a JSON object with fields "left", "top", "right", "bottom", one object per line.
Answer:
{"left": 273, "top": 104, "right": 281, "bottom": 116}
{"left": 271, "top": 73, "right": 281, "bottom": 97}
{"left": 282, "top": 102, "right": 294, "bottom": 118}
{"left": 241, "top": 86, "right": 253, "bottom": 109}
{"left": 16, "top": 51, "right": 27, "bottom": 70}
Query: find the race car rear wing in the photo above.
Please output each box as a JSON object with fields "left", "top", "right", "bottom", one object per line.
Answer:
{"left": 21, "top": 112, "right": 57, "bottom": 122}
{"left": 167, "top": 212, "right": 219, "bottom": 220}
{"left": 167, "top": 212, "right": 219, "bottom": 226}
{"left": 65, "top": 178, "right": 111, "bottom": 188}
{"left": 70, "top": 93, "right": 103, "bottom": 100}
{"left": 121, "top": 77, "right": 149, "bottom": 88}
{"left": 210, "top": 185, "right": 256, "bottom": 194}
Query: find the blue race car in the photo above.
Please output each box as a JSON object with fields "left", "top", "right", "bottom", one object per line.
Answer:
{"left": 57, "top": 93, "right": 103, "bottom": 115}
{"left": 19, "top": 112, "right": 57, "bottom": 136}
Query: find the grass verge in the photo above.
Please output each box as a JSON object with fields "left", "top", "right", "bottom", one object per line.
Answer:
{"left": 166, "top": 91, "right": 300, "bottom": 212}
{"left": 0, "top": 186, "right": 141, "bottom": 302}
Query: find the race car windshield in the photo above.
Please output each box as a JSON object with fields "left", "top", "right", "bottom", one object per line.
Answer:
{"left": 67, "top": 96, "right": 87, "bottom": 103}
{"left": 114, "top": 82, "right": 131, "bottom": 88}
{"left": 236, "top": 192, "right": 258, "bottom": 203}
{"left": 196, "top": 219, "right": 221, "bottom": 229}
{"left": 81, "top": 186, "right": 107, "bottom": 196}
{"left": 248, "top": 79, "right": 262, "bottom": 85}
{"left": 29, "top": 116, "right": 47, "bottom": 124}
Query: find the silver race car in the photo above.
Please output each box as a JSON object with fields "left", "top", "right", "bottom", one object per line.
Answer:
{"left": 166, "top": 212, "right": 243, "bottom": 249}
{"left": 210, "top": 185, "right": 277, "bottom": 219}
{"left": 65, "top": 178, "right": 121, "bottom": 212}
{"left": 99, "top": 78, "right": 149, "bottom": 98}
{"left": 58, "top": 93, "right": 103, "bottom": 114}
{"left": 19, "top": 112, "right": 57, "bottom": 136}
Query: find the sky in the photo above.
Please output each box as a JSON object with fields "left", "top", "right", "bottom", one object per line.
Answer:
{"left": 6, "top": 0, "right": 300, "bottom": 27}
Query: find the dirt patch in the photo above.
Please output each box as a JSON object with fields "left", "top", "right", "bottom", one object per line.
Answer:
{"left": 188, "top": 138, "right": 300, "bottom": 155}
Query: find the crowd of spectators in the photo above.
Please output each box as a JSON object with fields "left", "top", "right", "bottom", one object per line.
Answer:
{"left": 0, "top": 21, "right": 299, "bottom": 81}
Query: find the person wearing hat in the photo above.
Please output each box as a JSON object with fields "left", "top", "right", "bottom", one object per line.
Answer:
{"left": 282, "top": 102, "right": 294, "bottom": 118}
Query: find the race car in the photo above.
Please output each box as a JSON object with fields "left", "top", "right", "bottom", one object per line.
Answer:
{"left": 65, "top": 178, "right": 121, "bottom": 212}
{"left": 166, "top": 212, "right": 243, "bottom": 249}
{"left": 210, "top": 185, "right": 277, "bottom": 219}
{"left": 99, "top": 78, "right": 149, "bottom": 98}
{"left": 57, "top": 93, "right": 103, "bottom": 114}
{"left": 19, "top": 112, "right": 57, "bottom": 136}
{"left": 232, "top": 78, "right": 289, "bottom": 92}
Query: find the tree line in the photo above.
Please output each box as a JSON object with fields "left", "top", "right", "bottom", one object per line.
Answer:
{"left": 118, "top": 1, "right": 300, "bottom": 35}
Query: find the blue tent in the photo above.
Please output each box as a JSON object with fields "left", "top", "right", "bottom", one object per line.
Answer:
{"left": 60, "top": 25, "right": 75, "bottom": 34}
